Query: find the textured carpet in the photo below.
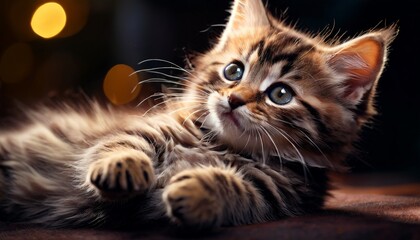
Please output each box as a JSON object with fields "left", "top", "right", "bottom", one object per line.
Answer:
{"left": 1, "top": 174, "right": 420, "bottom": 240}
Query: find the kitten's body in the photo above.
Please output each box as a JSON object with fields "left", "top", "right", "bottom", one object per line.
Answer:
{"left": 0, "top": 102, "right": 326, "bottom": 227}
{"left": 0, "top": 0, "right": 395, "bottom": 228}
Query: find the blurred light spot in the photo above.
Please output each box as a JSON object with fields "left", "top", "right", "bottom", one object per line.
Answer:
{"left": 0, "top": 43, "right": 34, "bottom": 84}
{"left": 31, "top": 2, "right": 67, "bottom": 39}
{"left": 57, "top": 0, "right": 90, "bottom": 38}
{"left": 103, "top": 64, "right": 140, "bottom": 105}
{"left": 8, "top": 0, "right": 89, "bottom": 40}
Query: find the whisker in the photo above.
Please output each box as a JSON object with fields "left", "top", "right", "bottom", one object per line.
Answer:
{"left": 133, "top": 66, "right": 188, "bottom": 75}
{"left": 264, "top": 123, "right": 306, "bottom": 167}
{"left": 256, "top": 131, "right": 266, "bottom": 166}
{"left": 301, "top": 132, "right": 332, "bottom": 168}
{"left": 143, "top": 71, "right": 184, "bottom": 82}
{"left": 145, "top": 97, "right": 206, "bottom": 111}
{"left": 136, "top": 58, "right": 211, "bottom": 84}
{"left": 138, "top": 77, "right": 193, "bottom": 88}
{"left": 201, "top": 128, "right": 218, "bottom": 143}
{"left": 131, "top": 83, "right": 140, "bottom": 94}
{"left": 133, "top": 67, "right": 204, "bottom": 84}
{"left": 137, "top": 59, "right": 192, "bottom": 76}
{"left": 135, "top": 92, "right": 166, "bottom": 108}
{"left": 270, "top": 116, "right": 295, "bottom": 126}
{"left": 165, "top": 87, "right": 184, "bottom": 92}
{"left": 259, "top": 126, "right": 283, "bottom": 169}
{"left": 141, "top": 99, "right": 174, "bottom": 117}
{"left": 270, "top": 116, "right": 332, "bottom": 167}
{"left": 238, "top": 131, "right": 252, "bottom": 156}
{"left": 182, "top": 109, "right": 205, "bottom": 126}
{"left": 166, "top": 87, "right": 211, "bottom": 97}
{"left": 265, "top": 124, "right": 309, "bottom": 182}
{"left": 198, "top": 112, "right": 211, "bottom": 130}
{"left": 138, "top": 77, "right": 209, "bottom": 94}
{"left": 194, "top": 111, "right": 209, "bottom": 125}
{"left": 160, "top": 93, "right": 208, "bottom": 102}
{"left": 141, "top": 97, "right": 204, "bottom": 117}
{"left": 199, "top": 24, "right": 226, "bottom": 33}
{"left": 165, "top": 104, "right": 202, "bottom": 116}
{"left": 136, "top": 90, "right": 207, "bottom": 111}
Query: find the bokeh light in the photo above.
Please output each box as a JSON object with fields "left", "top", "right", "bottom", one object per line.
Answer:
{"left": 103, "top": 64, "right": 141, "bottom": 105}
{"left": 31, "top": 2, "right": 67, "bottom": 39}
{"left": 0, "top": 43, "right": 34, "bottom": 84}
{"left": 55, "top": 0, "right": 90, "bottom": 38}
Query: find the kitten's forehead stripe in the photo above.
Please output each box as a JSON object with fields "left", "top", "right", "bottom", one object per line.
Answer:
{"left": 245, "top": 33, "right": 314, "bottom": 78}
{"left": 259, "top": 62, "right": 284, "bottom": 92}
{"left": 247, "top": 40, "right": 265, "bottom": 61}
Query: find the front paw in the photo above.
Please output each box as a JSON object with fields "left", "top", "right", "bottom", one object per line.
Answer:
{"left": 88, "top": 150, "right": 155, "bottom": 199}
{"left": 162, "top": 168, "right": 226, "bottom": 228}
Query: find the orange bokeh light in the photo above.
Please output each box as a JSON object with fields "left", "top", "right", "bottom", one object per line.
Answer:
{"left": 103, "top": 64, "right": 141, "bottom": 105}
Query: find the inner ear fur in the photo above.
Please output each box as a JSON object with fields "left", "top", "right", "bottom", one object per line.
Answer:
{"left": 326, "top": 28, "right": 397, "bottom": 106}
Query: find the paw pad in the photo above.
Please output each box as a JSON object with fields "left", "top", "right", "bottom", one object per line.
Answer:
{"left": 88, "top": 150, "right": 155, "bottom": 199}
{"left": 163, "top": 169, "right": 224, "bottom": 228}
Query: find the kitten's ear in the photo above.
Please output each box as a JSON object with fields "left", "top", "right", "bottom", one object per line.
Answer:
{"left": 326, "top": 28, "right": 397, "bottom": 107}
{"left": 217, "top": 0, "right": 270, "bottom": 49}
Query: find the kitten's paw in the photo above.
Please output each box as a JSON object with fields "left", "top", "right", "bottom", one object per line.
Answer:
{"left": 88, "top": 150, "right": 155, "bottom": 199}
{"left": 162, "top": 168, "right": 228, "bottom": 228}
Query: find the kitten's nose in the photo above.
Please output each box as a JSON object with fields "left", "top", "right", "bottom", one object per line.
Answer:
{"left": 228, "top": 93, "right": 246, "bottom": 110}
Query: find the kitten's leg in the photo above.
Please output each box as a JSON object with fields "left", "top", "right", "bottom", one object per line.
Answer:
{"left": 162, "top": 164, "right": 325, "bottom": 228}
{"left": 83, "top": 134, "right": 157, "bottom": 200}
{"left": 162, "top": 166, "right": 267, "bottom": 228}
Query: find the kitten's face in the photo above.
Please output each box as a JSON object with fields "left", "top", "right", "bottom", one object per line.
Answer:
{"left": 191, "top": 29, "right": 347, "bottom": 163}
{"left": 186, "top": 0, "right": 395, "bottom": 168}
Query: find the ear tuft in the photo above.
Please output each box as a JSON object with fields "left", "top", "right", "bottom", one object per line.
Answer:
{"left": 217, "top": 0, "right": 270, "bottom": 49}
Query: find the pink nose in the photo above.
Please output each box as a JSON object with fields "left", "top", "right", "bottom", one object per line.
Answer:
{"left": 228, "top": 93, "right": 246, "bottom": 110}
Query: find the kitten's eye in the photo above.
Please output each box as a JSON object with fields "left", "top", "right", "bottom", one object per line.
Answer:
{"left": 266, "top": 83, "right": 294, "bottom": 105}
{"left": 223, "top": 61, "right": 244, "bottom": 81}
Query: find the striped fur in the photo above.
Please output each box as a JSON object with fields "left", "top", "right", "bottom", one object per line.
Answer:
{"left": 0, "top": 0, "right": 395, "bottom": 228}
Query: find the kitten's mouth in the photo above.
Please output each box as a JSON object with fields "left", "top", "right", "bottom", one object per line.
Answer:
{"left": 221, "top": 111, "right": 242, "bottom": 129}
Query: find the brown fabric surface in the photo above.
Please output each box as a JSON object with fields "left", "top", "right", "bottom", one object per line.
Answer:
{"left": 327, "top": 188, "right": 420, "bottom": 224}
{"left": 1, "top": 175, "right": 420, "bottom": 240}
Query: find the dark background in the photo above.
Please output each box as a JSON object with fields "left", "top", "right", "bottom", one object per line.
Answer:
{"left": 0, "top": 0, "right": 419, "bottom": 175}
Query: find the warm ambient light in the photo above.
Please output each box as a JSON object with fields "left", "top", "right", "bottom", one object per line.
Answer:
{"left": 103, "top": 64, "right": 141, "bottom": 105}
{"left": 0, "top": 43, "right": 33, "bottom": 84}
{"left": 31, "top": 2, "right": 67, "bottom": 39}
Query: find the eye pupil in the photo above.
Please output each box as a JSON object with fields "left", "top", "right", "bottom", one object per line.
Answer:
{"left": 224, "top": 61, "right": 244, "bottom": 81}
{"left": 267, "top": 83, "right": 294, "bottom": 105}
{"left": 278, "top": 88, "right": 286, "bottom": 97}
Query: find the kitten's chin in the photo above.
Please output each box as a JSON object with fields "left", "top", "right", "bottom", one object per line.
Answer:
{"left": 206, "top": 111, "right": 243, "bottom": 135}
{"left": 220, "top": 112, "right": 242, "bottom": 129}
{"left": 204, "top": 111, "right": 254, "bottom": 152}
{"left": 205, "top": 92, "right": 257, "bottom": 151}
{"left": 218, "top": 127, "right": 252, "bottom": 152}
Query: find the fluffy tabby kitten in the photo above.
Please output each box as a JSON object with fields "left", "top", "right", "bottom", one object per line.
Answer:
{"left": 0, "top": 0, "right": 395, "bottom": 228}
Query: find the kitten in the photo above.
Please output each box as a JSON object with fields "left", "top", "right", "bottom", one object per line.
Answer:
{"left": 0, "top": 0, "right": 396, "bottom": 228}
